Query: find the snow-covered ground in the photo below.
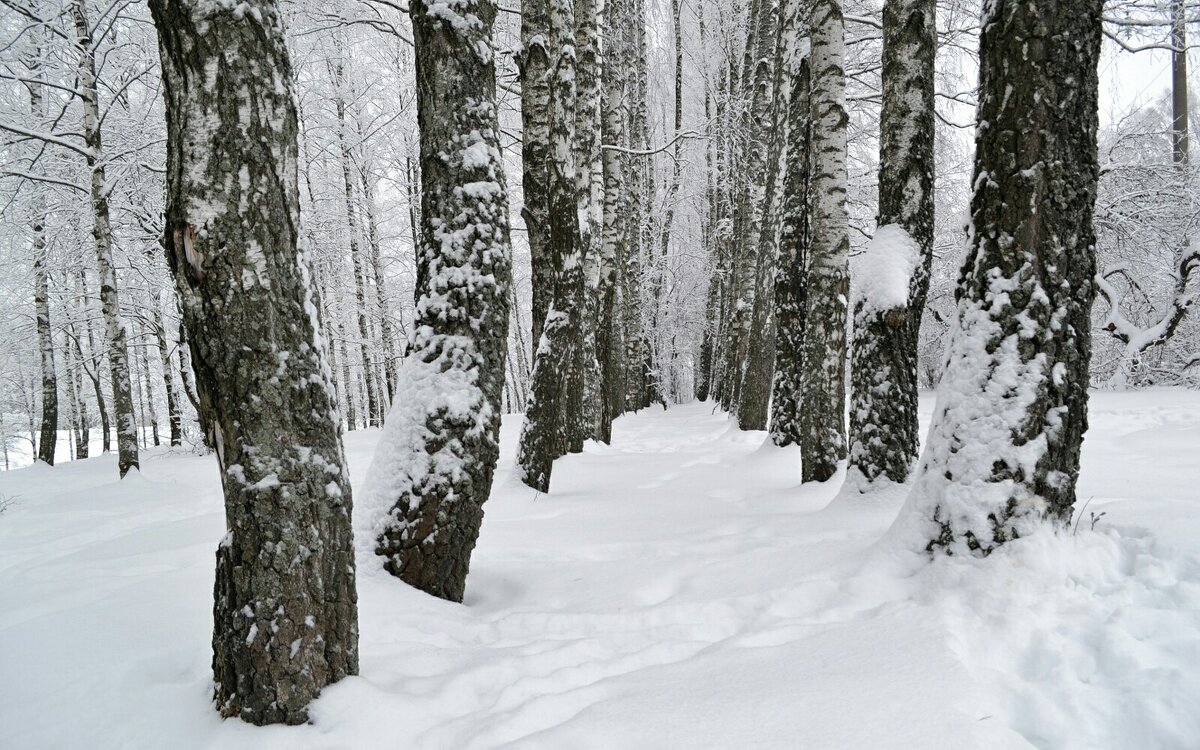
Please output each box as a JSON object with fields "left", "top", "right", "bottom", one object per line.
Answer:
{"left": 1, "top": 390, "right": 1198, "bottom": 749}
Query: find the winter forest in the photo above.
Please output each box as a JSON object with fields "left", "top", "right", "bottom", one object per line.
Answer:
{"left": 1, "top": 0, "right": 1198, "bottom": 743}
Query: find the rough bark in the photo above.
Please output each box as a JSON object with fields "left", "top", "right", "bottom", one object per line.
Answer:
{"left": 847, "top": 0, "right": 935, "bottom": 487}
{"left": 73, "top": 0, "right": 138, "bottom": 477}
{"left": 769, "top": 57, "right": 810, "bottom": 446}
{"left": 800, "top": 0, "right": 849, "bottom": 482}
{"left": 150, "top": 0, "right": 360, "bottom": 723}
{"left": 1172, "top": 0, "right": 1188, "bottom": 165}
{"left": 518, "top": 0, "right": 586, "bottom": 491}
{"left": 27, "top": 52, "right": 58, "bottom": 466}
{"left": 372, "top": 0, "right": 512, "bottom": 602}
{"left": 897, "top": 0, "right": 1102, "bottom": 554}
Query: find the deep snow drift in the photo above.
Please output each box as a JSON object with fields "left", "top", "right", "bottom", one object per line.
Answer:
{"left": 1, "top": 390, "right": 1198, "bottom": 749}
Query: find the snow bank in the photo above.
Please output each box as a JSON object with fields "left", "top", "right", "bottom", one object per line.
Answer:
{"left": 1, "top": 391, "right": 1198, "bottom": 748}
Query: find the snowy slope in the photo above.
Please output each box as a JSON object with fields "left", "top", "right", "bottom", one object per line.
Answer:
{"left": 1, "top": 391, "right": 1198, "bottom": 749}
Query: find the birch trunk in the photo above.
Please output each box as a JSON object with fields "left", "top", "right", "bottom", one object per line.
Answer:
{"left": 896, "top": 0, "right": 1102, "bottom": 553}
{"left": 847, "top": 0, "right": 935, "bottom": 487}
{"left": 151, "top": 0, "right": 360, "bottom": 723}
{"left": 769, "top": 57, "right": 810, "bottom": 446}
{"left": 800, "top": 0, "right": 849, "bottom": 482}
{"left": 372, "top": 0, "right": 512, "bottom": 601}
{"left": 518, "top": 0, "right": 586, "bottom": 492}
{"left": 73, "top": 0, "right": 138, "bottom": 477}
{"left": 522, "top": 0, "right": 553, "bottom": 345}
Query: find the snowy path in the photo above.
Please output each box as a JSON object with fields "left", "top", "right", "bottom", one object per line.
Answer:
{"left": 2, "top": 392, "right": 1199, "bottom": 749}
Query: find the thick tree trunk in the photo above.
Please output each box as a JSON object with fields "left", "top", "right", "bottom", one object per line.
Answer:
{"left": 522, "top": 0, "right": 553, "bottom": 346}
{"left": 73, "top": 0, "right": 138, "bottom": 477}
{"left": 372, "top": 0, "right": 512, "bottom": 602}
{"left": 518, "top": 0, "right": 586, "bottom": 492}
{"left": 150, "top": 0, "right": 360, "bottom": 723}
{"left": 769, "top": 57, "right": 810, "bottom": 446}
{"left": 847, "top": 0, "right": 935, "bottom": 487}
{"left": 896, "top": 0, "right": 1102, "bottom": 554}
{"left": 800, "top": 0, "right": 849, "bottom": 482}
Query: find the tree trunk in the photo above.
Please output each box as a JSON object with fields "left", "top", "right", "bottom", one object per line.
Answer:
{"left": 1172, "top": 0, "right": 1188, "bottom": 165}
{"left": 153, "top": 299, "right": 183, "bottom": 446}
{"left": 150, "top": 0, "right": 360, "bottom": 723}
{"left": 518, "top": 0, "right": 586, "bottom": 492}
{"left": 800, "top": 0, "right": 849, "bottom": 482}
{"left": 73, "top": 0, "right": 138, "bottom": 477}
{"left": 522, "top": 0, "right": 553, "bottom": 346}
{"left": 576, "top": 0, "right": 604, "bottom": 440}
{"left": 896, "top": 0, "right": 1102, "bottom": 554}
{"left": 332, "top": 55, "right": 381, "bottom": 428}
{"left": 769, "top": 57, "right": 811, "bottom": 446}
{"left": 846, "top": 0, "right": 935, "bottom": 487}
{"left": 372, "top": 0, "right": 512, "bottom": 602}
{"left": 596, "top": 0, "right": 629, "bottom": 441}
{"left": 28, "top": 54, "right": 57, "bottom": 466}
{"left": 359, "top": 161, "right": 399, "bottom": 403}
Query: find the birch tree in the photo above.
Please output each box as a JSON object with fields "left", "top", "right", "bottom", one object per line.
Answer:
{"left": 73, "top": 0, "right": 139, "bottom": 477}
{"left": 518, "top": 0, "right": 587, "bottom": 492}
{"left": 370, "top": 0, "right": 513, "bottom": 601}
{"left": 894, "top": 0, "right": 1103, "bottom": 553}
{"left": 846, "top": 0, "right": 935, "bottom": 487}
{"left": 150, "top": 0, "right": 360, "bottom": 724}
{"left": 799, "top": 0, "right": 848, "bottom": 482}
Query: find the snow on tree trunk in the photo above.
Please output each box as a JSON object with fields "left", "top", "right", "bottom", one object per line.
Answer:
{"left": 366, "top": 0, "right": 512, "bottom": 601}
{"left": 150, "top": 0, "right": 360, "bottom": 724}
{"left": 892, "top": 0, "right": 1103, "bottom": 554}
{"left": 73, "top": 0, "right": 138, "bottom": 478}
{"left": 360, "top": 161, "right": 399, "bottom": 403}
{"left": 522, "top": 0, "right": 553, "bottom": 347}
{"left": 518, "top": 0, "right": 586, "bottom": 492}
{"left": 847, "top": 0, "right": 935, "bottom": 488}
{"left": 769, "top": 56, "right": 810, "bottom": 447}
{"left": 800, "top": 0, "right": 849, "bottom": 482}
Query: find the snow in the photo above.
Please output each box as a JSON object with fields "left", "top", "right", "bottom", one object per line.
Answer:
{"left": 2, "top": 391, "right": 1199, "bottom": 748}
{"left": 852, "top": 223, "right": 920, "bottom": 314}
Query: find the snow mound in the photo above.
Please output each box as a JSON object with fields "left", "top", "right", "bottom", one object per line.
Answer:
{"left": 851, "top": 223, "right": 920, "bottom": 314}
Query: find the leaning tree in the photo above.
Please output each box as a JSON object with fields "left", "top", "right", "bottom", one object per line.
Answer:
{"left": 370, "top": 0, "right": 513, "bottom": 602}
{"left": 150, "top": 0, "right": 359, "bottom": 724}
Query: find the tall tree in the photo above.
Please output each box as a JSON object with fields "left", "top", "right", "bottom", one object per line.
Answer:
{"left": 846, "top": 0, "right": 935, "bottom": 487}
{"left": 73, "top": 0, "right": 139, "bottom": 477}
{"left": 769, "top": 55, "right": 810, "bottom": 447}
{"left": 596, "top": 0, "right": 630, "bottom": 442}
{"left": 518, "top": 0, "right": 586, "bottom": 491}
{"left": 895, "top": 0, "right": 1103, "bottom": 553}
{"left": 799, "top": 0, "right": 849, "bottom": 482}
{"left": 372, "top": 0, "right": 512, "bottom": 601}
{"left": 150, "top": 0, "right": 360, "bottom": 723}
{"left": 522, "top": 0, "right": 553, "bottom": 345}
{"left": 28, "top": 46, "right": 57, "bottom": 466}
